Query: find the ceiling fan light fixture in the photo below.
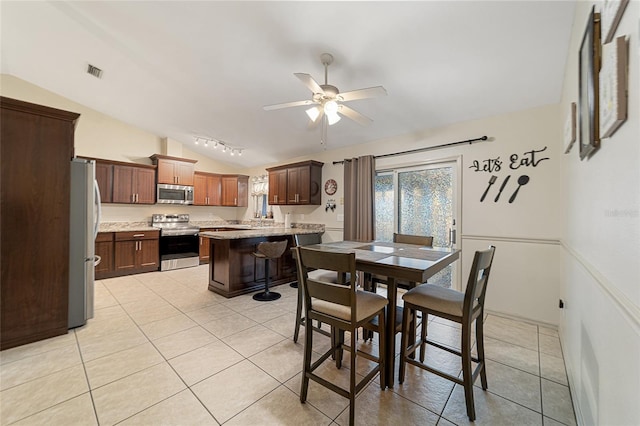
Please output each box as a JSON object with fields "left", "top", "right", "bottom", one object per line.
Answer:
{"left": 305, "top": 106, "right": 320, "bottom": 122}
{"left": 323, "top": 100, "right": 338, "bottom": 115}
{"left": 327, "top": 111, "right": 341, "bottom": 125}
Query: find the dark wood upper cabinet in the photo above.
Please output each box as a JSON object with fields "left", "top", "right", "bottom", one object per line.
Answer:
{"left": 1, "top": 96, "right": 78, "bottom": 350}
{"left": 150, "top": 154, "right": 197, "bottom": 186}
{"left": 268, "top": 168, "right": 288, "bottom": 205}
{"left": 194, "top": 172, "right": 222, "bottom": 206}
{"left": 221, "top": 175, "right": 249, "bottom": 207}
{"left": 95, "top": 162, "right": 113, "bottom": 203}
{"left": 266, "top": 161, "right": 323, "bottom": 205}
{"left": 112, "top": 164, "right": 156, "bottom": 204}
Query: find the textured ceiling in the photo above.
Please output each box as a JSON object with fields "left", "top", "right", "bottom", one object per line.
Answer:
{"left": 1, "top": 1, "right": 575, "bottom": 167}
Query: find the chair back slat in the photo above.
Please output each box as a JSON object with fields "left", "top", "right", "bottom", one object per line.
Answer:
{"left": 294, "top": 247, "right": 358, "bottom": 319}
{"left": 294, "top": 233, "right": 322, "bottom": 247}
{"left": 464, "top": 246, "right": 496, "bottom": 314}
{"left": 393, "top": 233, "right": 433, "bottom": 246}
{"left": 306, "top": 279, "right": 352, "bottom": 306}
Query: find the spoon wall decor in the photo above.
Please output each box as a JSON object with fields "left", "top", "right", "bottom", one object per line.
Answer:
{"left": 508, "top": 175, "right": 530, "bottom": 203}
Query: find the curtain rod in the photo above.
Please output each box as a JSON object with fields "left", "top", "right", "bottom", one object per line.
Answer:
{"left": 332, "top": 135, "right": 489, "bottom": 165}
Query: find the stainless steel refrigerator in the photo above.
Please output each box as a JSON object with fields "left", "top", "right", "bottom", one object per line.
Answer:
{"left": 69, "top": 158, "right": 102, "bottom": 328}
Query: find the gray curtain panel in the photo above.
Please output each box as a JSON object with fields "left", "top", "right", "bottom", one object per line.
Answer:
{"left": 343, "top": 155, "right": 375, "bottom": 242}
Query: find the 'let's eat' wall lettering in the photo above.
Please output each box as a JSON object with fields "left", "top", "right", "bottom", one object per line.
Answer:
{"left": 469, "top": 146, "right": 550, "bottom": 172}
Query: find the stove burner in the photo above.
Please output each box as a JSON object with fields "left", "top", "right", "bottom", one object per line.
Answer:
{"left": 152, "top": 213, "right": 200, "bottom": 236}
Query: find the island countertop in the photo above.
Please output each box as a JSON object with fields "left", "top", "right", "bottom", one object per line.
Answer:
{"left": 200, "top": 226, "right": 323, "bottom": 240}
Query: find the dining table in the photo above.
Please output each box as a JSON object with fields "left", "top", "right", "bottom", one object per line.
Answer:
{"left": 304, "top": 240, "right": 461, "bottom": 387}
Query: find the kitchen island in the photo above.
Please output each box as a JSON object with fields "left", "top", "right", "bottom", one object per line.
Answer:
{"left": 199, "top": 226, "right": 324, "bottom": 298}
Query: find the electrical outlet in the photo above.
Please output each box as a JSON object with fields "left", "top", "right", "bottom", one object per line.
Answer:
{"left": 337, "top": 214, "right": 344, "bottom": 222}
{"left": 340, "top": 197, "right": 344, "bottom": 205}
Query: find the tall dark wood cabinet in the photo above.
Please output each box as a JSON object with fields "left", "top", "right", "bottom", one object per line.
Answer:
{"left": 1, "top": 97, "right": 79, "bottom": 350}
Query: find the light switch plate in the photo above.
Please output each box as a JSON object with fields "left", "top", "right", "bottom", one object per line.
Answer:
{"left": 337, "top": 214, "right": 344, "bottom": 222}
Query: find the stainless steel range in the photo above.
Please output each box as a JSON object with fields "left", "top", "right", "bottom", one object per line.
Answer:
{"left": 152, "top": 214, "right": 200, "bottom": 271}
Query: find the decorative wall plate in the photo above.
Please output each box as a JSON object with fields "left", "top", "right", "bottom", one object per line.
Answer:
{"left": 324, "top": 179, "right": 337, "bottom": 195}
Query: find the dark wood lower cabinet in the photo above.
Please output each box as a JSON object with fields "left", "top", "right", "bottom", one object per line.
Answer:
{"left": 95, "top": 233, "right": 114, "bottom": 279}
{"left": 208, "top": 236, "right": 297, "bottom": 298}
{"left": 96, "top": 231, "right": 159, "bottom": 279}
{"left": 199, "top": 235, "right": 211, "bottom": 263}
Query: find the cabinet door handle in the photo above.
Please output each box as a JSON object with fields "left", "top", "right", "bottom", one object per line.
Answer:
{"left": 135, "top": 193, "right": 139, "bottom": 203}
{"left": 133, "top": 233, "right": 144, "bottom": 237}
{"left": 234, "top": 198, "right": 237, "bottom": 205}
{"left": 200, "top": 237, "right": 202, "bottom": 246}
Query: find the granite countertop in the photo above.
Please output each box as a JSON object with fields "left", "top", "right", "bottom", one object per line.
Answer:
{"left": 99, "top": 222, "right": 157, "bottom": 232}
{"left": 200, "top": 226, "right": 323, "bottom": 240}
{"left": 99, "top": 221, "right": 324, "bottom": 235}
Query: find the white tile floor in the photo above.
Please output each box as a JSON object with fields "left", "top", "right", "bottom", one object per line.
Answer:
{"left": 0, "top": 265, "right": 576, "bottom": 425}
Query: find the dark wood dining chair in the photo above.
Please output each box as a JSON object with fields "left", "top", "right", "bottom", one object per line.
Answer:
{"left": 399, "top": 245, "right": 496, "bottom": 421}
{"left": 292, "top": 233, "right": 343, "bottom": 343}
{"left": 294, "top": 246, "right": 388, "bottom": 426}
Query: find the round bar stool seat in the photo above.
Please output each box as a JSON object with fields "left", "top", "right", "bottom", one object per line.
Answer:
{"left": 252, "top": 240, "right": 289, "bottom": 301}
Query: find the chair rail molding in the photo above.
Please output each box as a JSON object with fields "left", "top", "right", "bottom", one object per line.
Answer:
{"left": 560, "top": 239, "right": 640, "bottom": 333}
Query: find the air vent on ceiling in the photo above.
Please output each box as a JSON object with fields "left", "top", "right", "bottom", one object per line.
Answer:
{"left": 86, "top": 64, "right": 103, "bottom": 79}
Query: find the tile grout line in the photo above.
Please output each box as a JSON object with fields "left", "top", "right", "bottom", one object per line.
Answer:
{"left": 102, "top": 275, "right": 223, "bottom": 424}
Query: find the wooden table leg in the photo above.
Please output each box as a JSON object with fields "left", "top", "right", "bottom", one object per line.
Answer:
{"left": 386, "top": 277, "right": 397, "bottom": 387}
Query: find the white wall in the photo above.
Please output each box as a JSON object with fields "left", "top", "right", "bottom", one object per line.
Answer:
{"left": 243, "top": 104, "right": 563, "bottom": 325}
{"left": 559, "top": 1, "right": 640, "bottom": 425}
{"left": 0, "top": 75, "right": 248, "bottom": 223}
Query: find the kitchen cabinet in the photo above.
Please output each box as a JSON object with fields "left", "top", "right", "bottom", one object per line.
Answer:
{"left": 199, "top": 229, "right": 213, "bottom": 263}
{"left": 194, "top": 172, "right": 222, "bottom": 206}
{"left": 95, "top": 232, "right": 114, "bottom": 279}
{"left": 150, "top": 154, "right": 197, "bottom": 186}
{"left": 112, "top": 164, "right": 156, "bottom": 204}
{"left": 114, "top": 231, "right": 160, "bottom": 274}
{"left": 221, "top": 175, "right": 249, "bottom": 207}
{"left": 268, "top": 169, "right": 288, "bottom": 205}
{"left": 95, "top": 161, "right": 113, "bottom": 203}
{"left": 207, "top": 235, "right": 298, "bottom": 298}
{"left": 266, "top": 161, "right": 323, "bottom": 205}
{"left": 1, "top": 97, "right": 77, "bottom": 350}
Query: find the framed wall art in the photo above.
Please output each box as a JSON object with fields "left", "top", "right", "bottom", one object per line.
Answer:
{"left": 564, "top": 102, "right": 577, "bottom": 154}
{"left": 599, "top": 36, "right": 628, "bottom": 138}
{"left": 601, "top": 0, "right": 629, "bottom": 43}
{"left": 578, "top": 6, "right": 601, "bottom": 160}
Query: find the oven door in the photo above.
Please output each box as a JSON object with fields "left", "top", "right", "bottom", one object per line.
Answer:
{"left": 159, "top": 233, "right": 199, "bottom": 270}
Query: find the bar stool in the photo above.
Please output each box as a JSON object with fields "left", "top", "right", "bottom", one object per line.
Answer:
{"left": 252, "top": 240, "right": 289, "bottom": 301}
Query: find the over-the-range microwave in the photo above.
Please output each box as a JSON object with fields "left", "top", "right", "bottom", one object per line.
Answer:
{"left": 157, "top": 184, "right": 194, "bottom": 204}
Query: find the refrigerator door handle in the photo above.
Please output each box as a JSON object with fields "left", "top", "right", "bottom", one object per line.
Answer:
{"left": 94, "top": 179, "right": 102, "bottom": 239}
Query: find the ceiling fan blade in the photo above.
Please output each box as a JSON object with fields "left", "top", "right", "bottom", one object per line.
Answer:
{"left": 295, "top": 73, "right": 324, "bottom": 94}
{"left": 263, "top": 99, "right": 315, "bottom": 111}
{"left": 339, "top": 105, "right": 373, "bottom": 126}
{"left": 338, "top": 86, "right": 387, "bottom": 102}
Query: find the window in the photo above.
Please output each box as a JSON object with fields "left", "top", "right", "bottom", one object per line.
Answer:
{"left": 375, "top": 161, "right": 458, "bottom": 288}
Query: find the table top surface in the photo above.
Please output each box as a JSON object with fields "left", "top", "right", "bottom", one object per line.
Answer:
{"left": 306, "top": 240, "right": 458, "bottom": 266}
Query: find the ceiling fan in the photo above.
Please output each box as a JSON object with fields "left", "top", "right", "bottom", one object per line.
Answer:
{"left": 263, "top": 53, "right": 387, "bottom": 132}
